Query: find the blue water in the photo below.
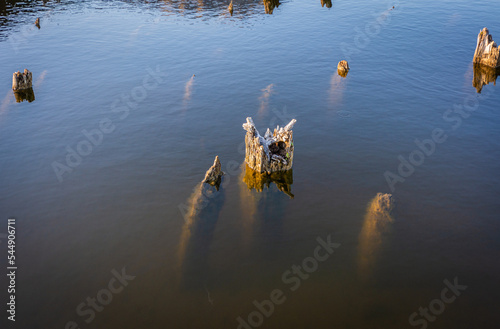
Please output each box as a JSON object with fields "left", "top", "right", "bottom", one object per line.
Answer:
{"left": 0, "top": 0, "right": 499, "bottom": 328}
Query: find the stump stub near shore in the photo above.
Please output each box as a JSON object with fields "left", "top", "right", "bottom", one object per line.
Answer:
{"left": 12, "top": 69, "right": 33, "bottom": 91}
{"left": 473, "top": 28, "right": 500, "bottom": 68}
{"left": 243, "top": 117, "right": 296, "bottom": 174}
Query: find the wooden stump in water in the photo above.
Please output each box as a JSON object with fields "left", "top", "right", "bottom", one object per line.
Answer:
{"left": 203, "top": 156, "right": 223, "bottom": 190}
{"left": 337, "top": 60, "right": 349, "bottom": 77}
{"left": 473, "top": 28, "right": 500, "bottom": 68}
{"left": 12, "top": 69, "right": 33, "bottom": 91}
{"left": 242, "top": 117, "right": 296, "bottom": 174}
{"left": 264, "top": 0, "right": 280, "bottom": 14}
{"left": 321, "top": 0, "right": 332, "bottom": 8}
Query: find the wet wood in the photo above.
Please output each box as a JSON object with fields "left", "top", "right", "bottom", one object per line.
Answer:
{"left": 337, "top": 60, "right": 349, "bottom": 77}
{"left": 243, "top": 117, "right": 296, "bottom": 174}
{"left": 12, "top": 69, "right": 33, "bottom": 91}
{"left": 203, "top": 156, "right": 223, "bottom": 189}
{"left": 473, "top": 28, "right": 500, "bottom": 68}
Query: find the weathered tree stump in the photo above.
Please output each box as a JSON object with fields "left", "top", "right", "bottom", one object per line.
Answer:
{"left": 203, "top": 156, "right": 223, "bottom": 189}
{"left": 12, "top": 69, "right": 33, "bottom": 91}
{"left": 321, "top": 0, "right": 332, "bottom": 8}
{"left": 371, "top": 193, "right": 394, "bottom": 214}
{"left": 473, "top": 28, "right": 500, "bottom": 68}
{"left": 243, "top": 117, "right": 296, "bottom": 174}
{"left": 264, "top": 0, "right": 280, "bottom": 14}
{"left": 337, "top": 60, "right": 349, "bottom": 77}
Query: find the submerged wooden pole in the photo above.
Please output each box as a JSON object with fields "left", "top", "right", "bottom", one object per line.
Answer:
{"left": 242, "top": 117, "right": 296, "bottom": 174}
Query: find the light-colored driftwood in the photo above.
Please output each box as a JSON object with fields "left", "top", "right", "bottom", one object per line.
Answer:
{"left": 12, "top": 69, "right": 33, "bottom": 91}
{"left": 243, "top": 117, "right": 296, "bottom": 174}
{"left": 203, "top": 156, "right": 223, "bottom": 189}
{"left": 473, "top": 28, "right": 500, "bottom": 68}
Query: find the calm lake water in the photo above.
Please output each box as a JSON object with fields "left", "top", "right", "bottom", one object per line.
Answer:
{"left": 1, "top": 0, "right": 500, "bottom": 328}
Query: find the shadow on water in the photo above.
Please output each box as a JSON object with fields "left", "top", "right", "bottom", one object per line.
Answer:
{"left": 472, "top": 63, "right": 499, "bottom": 93}
{"left": 357, "top": 193, "right": 395, "bottom": 282}
{"left": 177, "top": 180, "right": 225, "bottom": 291}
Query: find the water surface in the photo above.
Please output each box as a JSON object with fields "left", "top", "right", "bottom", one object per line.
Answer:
{"left": 0, "top": 0, "right": 499, "bottom": 328}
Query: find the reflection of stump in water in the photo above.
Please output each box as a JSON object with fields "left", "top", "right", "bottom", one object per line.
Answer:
{"left": 243, "top": 163, "right": 294, "bottom": 198}
{"left": 13, "top": 88, "right": 35, "bottom": 103}
{"left": 238, "top": 163, "right": 262, "bottom": 247}
{"left": 177, "top": 179, "right": 225, "bottom": 290}
{"left": 321, "top": 0, "right": 332, "bottom": 8}
{"left": 239, "top": 163, "right": 290, "bottom": 252}
{"left": 472, "top": 63, "right": 499, "bottom": 93}
{"left": 264, "top": 0, "right": 280, "bottom": 14}
{"left": 357, "top": 193, "right": 395, "bottom": 281}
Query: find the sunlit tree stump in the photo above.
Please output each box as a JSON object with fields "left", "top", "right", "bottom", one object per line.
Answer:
{"left": 337, "top": 60, "right": 349, "bottom": 77}
{"left": 242, "top": 117, "right": 296, "bottom": 175}
{"left": 321, "top": 0, "right": 332, "bottom": 8}
{"left": 473, "top": 28, "right": 500, "bottom": 68}
{"left": 264, "top": 0, "right": 280, "bottom": 14}
{"left": 203, "top": 156, "right": 223, "bottom": 190}
{"left": 12, "top": 69, "right": 33, "bottom": 91}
